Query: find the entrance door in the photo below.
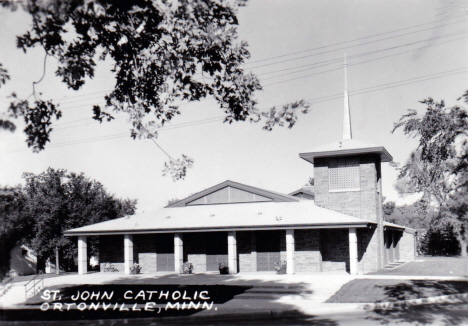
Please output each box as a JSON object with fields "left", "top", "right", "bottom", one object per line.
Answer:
{"left": 256, "top": 231, "right": 281, "bottom": 271}
{"left": 206, "top": 232, "right": 228, "bottom": 271}
{"left": 156, "top": 233, "right": 175, "bottom": 271}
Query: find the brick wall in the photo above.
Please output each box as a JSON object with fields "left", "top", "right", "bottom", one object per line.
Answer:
{"left": 295, "top": 229, "right": 322, "bottom": 272}
{"left": 315, "top": 155, "right": 380, "bottom": 222}
{"left": 99, "top": 235, "right": 124, "bottom": 273}
{"left": 399, "top": 230, "right": 416, "bottom": 262}
{"left": 134, "top": 234, "right": 157, "bottom": 273}
{"left": 314, "top": 154, "right": 385, "bottom": 272}
{"left": 320, "top": 229, "right": 349, "bottom": 272}
{"left": 183, "top": 233, "right": 207, "bottom": 273}
{"left": 357, "top": 227, "right": 380, "bottom": 273}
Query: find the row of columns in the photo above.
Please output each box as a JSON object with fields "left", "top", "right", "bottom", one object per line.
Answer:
{"left": 77, "top": 228, "right": 359, "bottom": 275}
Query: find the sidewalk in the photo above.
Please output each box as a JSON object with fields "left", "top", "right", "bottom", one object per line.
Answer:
{"left": 1, "top": 270, "right": 468, "bottom": 324}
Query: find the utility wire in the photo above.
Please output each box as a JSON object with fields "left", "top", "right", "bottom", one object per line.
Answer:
{"left": 262, "top": 34, "right": 468, "bottom": 86}
{"left": 244, "top": 14, "right": 468, "bottom": 65}
{"left": 246, "top": 20, "right": 467, "bottom": 71}
{"left": 6, "top": 67, "right": 467, "bottom": 153}
{"left": 1, "top": 32, "right": 465, "bottom": 142}
{"left": 1, "top": 14, "right": 465, "bottom": 104}
{"left": 34, "top": 28, "right": 468, "bottom": 114}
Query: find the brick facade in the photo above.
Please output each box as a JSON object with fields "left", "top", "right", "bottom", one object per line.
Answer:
{"left": 99, "top": 235, "right": 125, "bottom": 273}
{"left": 320, "top": 229, "right": 349, "bottom": 272}
{"left": 295, "top": 229, "right": 322, "bottom": 272}
{"left": 399, "top": 230, "right": 416, "bottom": 262}
{"left": 183, "top": 233, "right": 207, "bottom": 273}
{"left": 134, "top": 234, "right": 157, "bottom": 273}
{"left": 314, "top": 155, "right": 385, "bottom": 272}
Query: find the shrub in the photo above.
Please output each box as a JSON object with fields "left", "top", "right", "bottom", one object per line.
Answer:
{"left": 275, "top": 261, "right": 287, "bottom": 274}
{"left": 182, "top": 262, "right": 194, "bottom": 274}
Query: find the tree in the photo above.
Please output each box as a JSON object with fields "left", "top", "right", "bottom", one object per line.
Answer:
{"left": 0, "top": 186, "right": 27, "bottom": 277}
{"left": 0, "top": 0, "right": 309, "bottom": 180}
{"left": 20, "top": 168, "right": 137, "bottom": 271}
{"left": 393, "top": 94, "right": 468, "bottom": 256}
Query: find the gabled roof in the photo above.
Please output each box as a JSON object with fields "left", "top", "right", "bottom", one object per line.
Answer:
{"left": 289, "top": 188, "right": 314, "bottom": 200}
{"left": 64, "top": 201, "right": 375, "bottom": 236}
{"left": 299, "top": 139, "right": 393, "bottom": 164}
{"left": 166, "top": 180, "right": 299, "bottom": 207}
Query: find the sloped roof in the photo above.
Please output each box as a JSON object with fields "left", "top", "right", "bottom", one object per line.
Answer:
{"left": 64, "top": 201, "right": 375, "bottom": 236}
{"left": 299, "top": 139, "right": 393, "bottom": 164}
{"left": 166, "top": 180, "right": 299, "bottom": 207}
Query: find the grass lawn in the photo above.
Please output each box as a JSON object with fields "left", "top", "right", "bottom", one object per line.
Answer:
{"left": 368, "top": 256, "right": 468, "bottom": 277}
{"left": 326, "top": 279, "right": 468, "bottom": 303}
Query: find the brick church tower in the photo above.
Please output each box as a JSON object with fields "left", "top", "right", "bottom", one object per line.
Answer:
{"left": 299, "top": 61, "right": 393, "bottom": 272}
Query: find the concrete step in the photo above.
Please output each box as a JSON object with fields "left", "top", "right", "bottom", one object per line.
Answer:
{"left": 0, "top": 283, "right": 29, "bottom": 308}
{"left": 384, "top": 261, "right": 406, "bottom": 269}
{"left": 245, "top": 288, "right": 311, "bottom": 295}
{"left": 234, "top": 292, "right": 306, "bottom": 300}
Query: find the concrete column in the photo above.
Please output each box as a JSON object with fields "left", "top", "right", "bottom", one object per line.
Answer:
{"left": 228, "top": 231, "right": 238, "bottom": 274}
{"left": 349, "top": 228, "right": 358, "bottom": 275}
{"left": 286, "top": 229, "right": 295, "bottom": 275}
{"left": 77, "top": 236, "right": 87, "bottom": 275}
{"left": 174, "top": 233, "right": 183, "bottom": 274}
{"left": 124, "top": 234, "right": 134, "bottom": 275}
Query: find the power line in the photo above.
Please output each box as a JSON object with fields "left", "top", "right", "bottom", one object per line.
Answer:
{"left": 244, "top": 14, "right": 468, "bottom": 66}
{"left": 1, "top": 32, "right": 465, "bottom": 143}
{"left": 33, "top": 28, "right": 468, "bottom": 115}
{"left": 257, "top": 31, "right": 467, "bottom": 79}
{"left": 1, "top": 15, "right": 466, "bottom": 105}
{"left": 6, "top": 67, "right": 467, "bottom": 153}
{"left": 246, "top": 20, "right": 467, "bottom": 71}
{"left": 262, "top": 34, "right": 468, "bottom": 86}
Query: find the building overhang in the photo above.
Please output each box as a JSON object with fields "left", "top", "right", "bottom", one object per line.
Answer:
{"left": 64, "top": 222, "right": 374, "bottom": 237}
{"left": 299, "top": 139, "right": 393, "bottom": 164}
{"left": 64, "top": 201, "right": 376, "bottom": 237}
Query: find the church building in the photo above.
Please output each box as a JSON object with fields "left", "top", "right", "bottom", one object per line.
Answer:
{"left": 65, "top": 68, "right": 416, "bottom": 276}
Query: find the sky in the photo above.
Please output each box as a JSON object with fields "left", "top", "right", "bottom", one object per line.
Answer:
{"left": 1, "top": 0, "right": 467, "bottom": 213}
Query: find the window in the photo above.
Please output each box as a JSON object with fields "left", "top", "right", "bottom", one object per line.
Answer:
{"left": 329, "top": 157, "right": 360, "bottom": 191}
{"left": 22, "top": 249, "right": 28, "bottom": 256}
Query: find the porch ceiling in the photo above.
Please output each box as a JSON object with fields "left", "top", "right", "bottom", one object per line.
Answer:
{"left": 64, "top": 201, "right": 375, "bottom": 236}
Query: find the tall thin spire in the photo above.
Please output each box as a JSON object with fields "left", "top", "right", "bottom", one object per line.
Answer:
{"left": 343, "top": 54, "right": 352, "bottom": 140}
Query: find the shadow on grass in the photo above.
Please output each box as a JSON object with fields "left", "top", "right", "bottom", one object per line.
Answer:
{"left": 0, "top": 273, "right": 340, "bottom": 325}
{"left": 364, "top": 280, "right": 468, "bottom": 326}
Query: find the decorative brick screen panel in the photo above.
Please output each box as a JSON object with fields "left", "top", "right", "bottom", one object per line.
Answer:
{"left": 328, "top": 157, "right": 360, "bottom": 191}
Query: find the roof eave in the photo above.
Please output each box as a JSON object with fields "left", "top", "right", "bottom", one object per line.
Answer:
{"left": 64, "top": 221, "right": 375, "bottom": 236}
{"left": 299, "top": 146, "right": 393, "bottom": 164}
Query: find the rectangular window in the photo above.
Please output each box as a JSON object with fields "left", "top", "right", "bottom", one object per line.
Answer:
{"left": 329, "top": 157, "right": 360, "bottom": 192}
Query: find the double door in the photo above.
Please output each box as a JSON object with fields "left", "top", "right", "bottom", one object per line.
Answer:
{"left": 256, "top": 231, "right": 281, "bottom": 271}
{"left": 156, "top": 234, "right": 175, "bottom": 271}
{"left": 206, "top": 232, "right": 228, "bottom": 271}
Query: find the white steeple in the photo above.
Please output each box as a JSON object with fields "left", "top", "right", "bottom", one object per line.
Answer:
{"left": 343, "top": 54, "right": 352, "bottom": 140}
